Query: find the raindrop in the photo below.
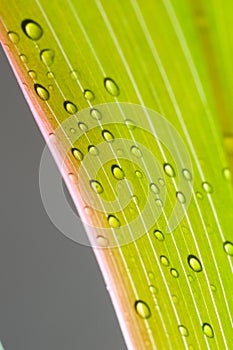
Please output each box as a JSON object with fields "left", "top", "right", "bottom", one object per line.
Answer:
{"left": 71, "top": 148, "right": 83, "bottom": 161}
{"left": 155, "top": 199, "right": 163, "bottom": 207}
{"left": 108, "top": 215, "right": 121, "bottom": 228}
{"left": 188, "top": 275, "right": 194, "bottom": 282}
{"left": 148, "top": 271, "right": 155, "bottom": 280}
{"left": 149, "top": 285, "right": 158, "bottom": 294}
{"left": 135, "top": 170, "right": 143, "bottom": 178}
{"left": 64, "top": 101, "right": 78, "bottom": 114}
{"left": 19, "top": 54, "right": 28, "bottom": 63}
{"left": 104, "top": 77, "right": 120, "bottom": 96}
{"left": 90, "top": 108, "right": 102, "bottom": 120}
{"left": 178, "top": 325, "right": 189, "bottom": 337}
{"left": 102, "top": 130, "right": 114, "bottom": 142}
{"left": 96, "top": 235, "right": 109, "bottom": 247}
{"left": 153, "top": 229, "right": 164, "bottom": 241}
{"left": 202, "top": 181, "right": 213, "bottom": 193}
{"left": 70, "top": 70, "right": 78, "bottom": 80}
{"left": 8, "top": 31, "right": 20, "bottom": 44}
{"left": 223, "top": 168, "right": 231, "bottom": 181}
{"left": 160, "top": 255, "right": 170, "bottom": 267}
{"left": 88, "top": 145, "right": 99, "bottom": 156}
{"left": 150, "top": 183, "right": 160, "bottom": 194}
{"left": 84, "top": 89, "right": 95, "bottom": 101}
{"left": 131, "top": 145, "right": 142, "bottom": 158}
{"left": 135, "top": 300, "right": 151, "bottom": 319}
{"left": 125, "top": 119, "right": 136, "bottom": 130}
{"left": 21, "top": 19, "right": 43, "bottom": 40}
{"left": 70, "top": 128, "right": 76, "bottom": 134}
{"left": 170, "top": 268, "right": 179, "bottom": 278}
{"left": 34, "top": 83, "right": 50, "bottom": 101}
{"left": 47, "top": 71, "right": 55, "bottom": 79}
{"left": 176, "top": 191, "right": 186, "bottom": 204}
{"left": 111, "top": 165, "right": 125, "bottom": 180}
{"left": 78, "top": 122, "right": 88, "bottom": 132}
{"left": 164, "top": 163, "right": 175, "bottom": 177}
{"left": 223, "top": 241, "right": 233, "bottom": 256}
{"left": 28, "top": 70, "right": 37, "bottom": 79}
{"left": 90, "top": 180, "right": 103, "bottom": 194}
{"left": 132, "top": 195, "right": 139, "bottom": 205}
{"left": 188, "top": 255, "right": 202, "bottom": 272}
{"left": 210, "top": 284, "right": 216, "bottom": 292}
{"left": 196, "top": 191, "right": 203, "bottom": 200}
{"left": 40, "top": 49, "right": 55, "bottom": 66}
{"left": 158, "top": 178, "right": 165, "bottom": 186}
{"left": 182, "top": 169, "right": 192, "bottom": 181}
{"left": 202, "top": 323, "right": 214, "bottom": 338}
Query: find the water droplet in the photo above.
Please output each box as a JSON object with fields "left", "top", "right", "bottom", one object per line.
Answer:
{"left": 90, "top": 108, "right": 102, "bottom": 120}
{"left": 149, "top": 285, "right": 158, "bottom": 294}
{"left": 158, "top": 178, "right": 165, "bottom": 186}
{"left": 148, "top": 271, "right": 155, "bottom": 280}
{"left": 160, "top": 255, "right": 170, "bottom": 266}
{"left": 131, "top": 145, "right": 142, "bottom": 158}
{"left": 96, "top": 235, "right": 109, "bottom": 247}
{"left": 21, "top": 19, "right": 43, "bottom": 40}
{"left": 68, "top": 172, "right": 78, "bottom": 184}
{"left": 210, "top": 284, "right": 216, "bottom": 292}
{"left": 111, "top": 165, "right": 125, "bottom": 180}
{"left": 78, "top": 122, "right": 88, "bottom": 132}
{"left": 155, "top": 199, "right": 163, "bottom": 207}
{"left": 164, "top": 163, "right": 175, "bottom": 177}
{"left": 202, "top": 323, "right": 214, "bottom": 338}
{"left": 84, "top": 89, "right": 95, "bottom": 101}
{"left": 131, "top": 195, "right": 139, "bottom": 205}
{"left": 153, "top": 229, "right": 164, "bottom": 241}
{"left": 135, "top": 170, "right": 143, "bottom": 178}
{"left": 170, "top": 268, "right": 179, "bottom": 278}
{"left": 34, "top": 83, "right": 50, "bottom": 101}
{"left": 102, "top": 130, "right": 114, "bottom": 142}
{"left": 223, "top": 167, "right": 231, "bottom": 181}
{"left": 28, "top": 70, "right": 37, "bottom": 79}
{"left": 178, "top": 325, "right": 189, "bottom": 337}
{"left": 188, "top": 275, "right": 194, "bottom": 282}
{"left": 88, "top": 145, "right": 99, "bottom": 156}
{"left": 70, "top": 128, "right": 76, "bottom": 134}
{"left": 135, "top": 300, "right": 151, "bottom": 319}
{"left": 8, "top": 31, "right": 20, "bottom": 44}
{"left": 125, "top": 119, "right": 136, "bottom": 130}
{"left": 104, "top": 77, "right": 120, "bottom": 96}
{"left": 182, "top": 168, "right": 192, "bottom": 181}
{"left": 176, "top": 191, "right": 186, "bottom": 204}
{"left": 196, "top": 191, "right": 203, "bottom": 200}
{"left": 150, "top": 183, "right": 160, "bottom": 194}
{"left": 223, "top": 241, "right": 233, "bottom": 256}
{"left": 72, "top": 148, "right": 83, "bottom": 161}
{"left": 188, "top": 255, "right": 202, "bottom": 272}
{"left": 47, "top": 71, "right": 55, "bottom": 79}
{"left": 19, "top": 54, "right": 28, "bottom": 63}
{"left": 64, "top": 101, "right": 78, "bottom": 114}
{"left": 70, "top": 70, "right": 78, "bottom": 80}
{"left": 108, "top": 215, "right": 121, "bottom": 228}
{"left": 40, "top": 49, "right": 55, "bottom": 66}
{"left": 90, "top": 180, "right": 103, "bottom": 194}
{"left": 48, "top": 84, "right": 53, "bottom": 91}
{"left": 202, "top": 181, "right": 213, "bottom": 193}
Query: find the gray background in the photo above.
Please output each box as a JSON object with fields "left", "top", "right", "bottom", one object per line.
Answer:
{"left": 0, "top": 45, "right": 127, "bottom": 350}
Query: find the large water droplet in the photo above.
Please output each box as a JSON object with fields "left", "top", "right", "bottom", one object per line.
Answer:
{"left": 188, "top": 255, "right": 202, "bottom": 272}
{"left": 104, "top": 77, "right": 120, "bottom": 96}
{"left": 150, "top": 183, "right": 160, "bottom": 194}
{"left": 164, "top": 163, "right": 175, "bottom": 177}
{"left": 40, "top": 49, "right": 55, "bottom": 66}
{"left": 111, "top": 165, "right": 125, "bottom": 180}
{"left": 153, "top": 229, "right": 164, "bottom": 241}
{"left": 108, "top": 215, "right": 121, "bottom": 228}
{"left": 84, "top": 89, "right": 95, "bottom": 101}
{"left": 90, "top": 108, "right": 102, "bottom": 120}
{"left": 88, "top": 145, "right": 99, "bottom": 156}
{"left": 135, "top": 300, "right": 151, "bottom": 319}
{"left": 223, "top": 241, "right": 233, "bottom": 256}
{"left": 8, "top": 31, "right": 20, "bottom": 44}
{"left": 170, "top": 268, "right": 179, "bottom": 278}
{"left": 64, "top": 101, "right": 78, "bottom": 114}
{"left": 21, "top": 19, "right": 43, "bottom": 40}
{"left": 160, "top": 255, "right": 170, "bottom": 266}
{"left": 131, "top": 145, "right": 142, "bottom": 158}
{"left": 90, "top": 180, "right": 103, "bottom": 194}
{"left": 202, "top": 181, "right": 213, "bottom": 193}
{"left": 72, "top": 148, "right": 83, "bottom": 161}
{"left": 34, "top": 83, "right": 50, "bottom": 101}
{"left": 178, "top": 325, "right": 189, "bottom": 337}
{"left": 102, "top": 130, "right": 114, "bottom": 142}
{"left": 176, "top": 191, "right": 186, "bottom": 204}
{"left": 202, "top": 323, "right": 214, "bottom": 338}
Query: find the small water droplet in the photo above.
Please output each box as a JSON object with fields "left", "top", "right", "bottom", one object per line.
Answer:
{"left": 135, "top": 170, "right": 143, "bottom": 178}
{"left": 90, "top": 180, "right": 103, "bottom": 194}
{"left": 47, "top": 71, "right": 55, "bottom": 79}
{"left": 125, "top": 119, "right": 136, "bottom": 130}
{"left": 202, "top": 323, "right": 214, "bottom": 338}
{"left": 170, "top": 268, "right": 179, "bottom": 278}
{"left": 70, "top": 70, "right": 78, "bottom": 80}
{"left": 135, "top": 300, "right": 151, "bottom": 319}
{"left": 48, "top": 84, "right": 53, "bottom": 91}
{"left": 149, "top": 285, "right": 158, "bottom": 294}
{"left": 104, "top": 77, "right": 120, "bottom": 96}
{"left": 155, "top": 199, "right": 163, "bottom": 207}
{"left": 90, "top": 108, "right": 102, "bottom": 120}
{"left": 111, "top": 165, "right": 125, "bottom": 180}
{"left": 8, "top": 31, "right": 20, "bottom": 44}
{"left": 108, "top": 215, "right": 121, "bottom": 228}
{"left": 182, "top": 168, "right": 192, "bottom": 181}
{"left": 188, "top": 275, "right": 194, "bottom": 282}
{"left": 102, "top": 130, "right": 114, "bottom": 142}
{"left": 40, "top": 49, "right": 55, "bottom": 66}
{"left": 188, "top": 255, "right": 202, "bottom": 272}
{"left": 202, "top": 181, "right": 213, "bottom": 193}
{"left": 21, "top": 19, "right": 43, "bottom": 40}
{"left": 64, "top": 101, "right": 78, "bottom": 114}
{"left": 34, "top": 83, "right": 50, "bottom": 101}
{"left": 223, "top": 241, "right": 233, "bottom": 256}
{"left": 70, "top": 127, "right": 76, "bottom": 134}
{"left": 84, "top": 89, "right": 95, "bottom": 101}
{"left": 19, "top": 54, "right": 28, "bottom": 63}
{"left": 78, "top": 122, "right": 88, "bottom": 132}
{"left": 153, "top": 229, "right": 164, "bottom": 241}
{"left": 131, "top": 145, "right": 142, "bottom": 158}
{"left": 196, "top": 191, "right": 203, "bottom": 200}
{"left": 158, "top": 178, "right": 165, "bottom": 186}
{"left": 131, "top": 195, "right": 139, "bottom": 206}
{"left": 88, "top": 145, "right": 99, "bottom": 156}
{"left": 160, "top": 255, "right": 170, "bottom": 266}
{"left": 72, "top": 148, "right": 83, "bottom": 161}
{"left": 148, "top": 271, "right": 155, "bottom": 280}
{"left": 68, "top": 172, "right": 78, "bottom": 184}
{"left": 150, "top": 183, "right": 160, "bottom": 194}
{"left": 223, "top": 168, "right": 231, "bottom": 181}
{"left": 28, "top": 70, "right": 37, "bottom": 79}
{"left": 96, "top": 235, "right": 109, "bottom": 247}
{"left": 210, "top": 284, "right": 216, "bottom": 292}
{"left": 176, "top": 191, "right": 186, "bottom": 204}
{"left": 164, "top": 163, "right": 175, "bottom": 177}
{"left": 178, "top": 325, "right": 189, "bottom": 337}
